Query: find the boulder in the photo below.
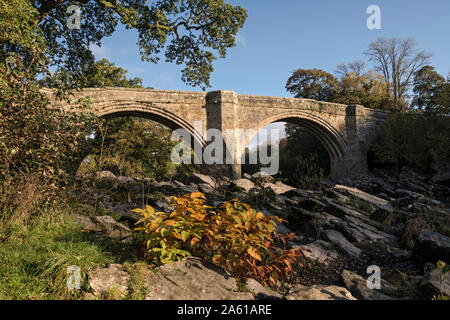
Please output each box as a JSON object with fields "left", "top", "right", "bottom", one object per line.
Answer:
{"left": 244, "top": 278, "right": 282, "bottom": 300}
{"left": 191, "top": 173, "right": 217, "bottom": 188}
{"left": 333, "top": 185, "right": 393, "bottom": 213}
{"left": 340, "top": 270, "right": 394, "bottom": 300}
{"left": 432, "top": 171, "right": 450, "bottom": 187}
{"left": 252, "top": 172, "right": 274, "bottom": 181}
{"left": 231, "top": 178, "right": 255, "bottom": 193}
{"left": 295, "top": 240, "right": 340, "bottom": 265}
{"left": 284, "top": 284, "right": 356, "bottom": 300}
{"left": 413, "top": 231, "right": 450, "bottom": 264}
{"left": 395, "top": 189, "right": 418, "bottom": 197}
{"left": 117, "top": 176, "right": 136, "bottom": 184}
{"left": 323, "top": 230, "right": 361, "bottom": 258}
{"left": 263, "top": 181, "right": 296, "bottom": 195}
{"left": 74, "top": 214, "right": 133, "bottom": 243}
{"left": 145, "top": 257, "right": 255, "bottom": 300}
{"left": 89, "top": 264, "right": 131, "bottom": 297}
{"left": 419, "top": 267, "right": 450, "bottom": 299}
{"left": 198, "top": 183, "right": 215, "bottom": 194}
{"left": 152, "top": 181, "right": 178, "bottom": 193}
{"left": 391, "top": 194, "right": 425, "bottom": 208}
{"left": 243, "top": 173, "right": 252, "bottom": 180}
{"left": 179, "top": 185, "right": 199, "bottom": 194}
{"left": 96, "top": 170, "right": 117, "bottom": 180}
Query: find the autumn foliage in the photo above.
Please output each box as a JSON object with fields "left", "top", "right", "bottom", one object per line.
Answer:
{"left": 134, "top": 192, "right": 305, "bottom": 287}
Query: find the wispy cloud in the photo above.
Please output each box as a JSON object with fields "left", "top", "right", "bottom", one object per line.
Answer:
{"left": 151, "top": 71, "right": 175, "bottom": 89}
{"left": 89, "top": 44, "right": 111, "bottom": 59}
{"left": 235, "top": 34, "right": 247, "bottom": 47}
{"left": 128, "top": 67, "right": 147, "bottom": 74}
{"left": 119, "top": 47, "right": 132, "bottom": 55}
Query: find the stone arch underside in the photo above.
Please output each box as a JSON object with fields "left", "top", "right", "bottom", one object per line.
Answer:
{"left": 93, "top": 101, "right": 207, "bottom": 153}
{"left": 245, "top": 111, "right": 347, "bottom": 163}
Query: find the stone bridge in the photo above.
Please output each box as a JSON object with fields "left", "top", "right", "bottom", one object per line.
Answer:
{"left": 44, "top": 88, "right": 390, "bottom": 181}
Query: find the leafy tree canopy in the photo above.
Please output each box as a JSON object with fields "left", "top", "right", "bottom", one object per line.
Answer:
{"left": 411, "top": 65, "right": 447, "bottom": 113}
{"left": 285, "top": 69, "right": 338, "bottom": 101}
{"left": 29, "top": 0, "right": 247, "bottom": 89}
{"left": 40, "top": 58, "right": 145, "bottom": 89}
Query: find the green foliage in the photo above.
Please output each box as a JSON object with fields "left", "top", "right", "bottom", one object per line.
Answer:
{"left": 277, "top": 126, "right": 328, "bottom": 188}
{"left": 81, "top": 117, "right": 176, "bottom": 180}
{"left": 0, "top": 201, "right": 118, "bottom": 299}
{"left": 370, "top": 112, "right": 450, "bottom": 173}
{"left": 0, "top": 0, "right": 48, "bottom": 85}
{"left": 0, "top": 80, "right": 96, "bottom": 189}
{"left": 134, "top": 192, "right": 305, "bottom": 287}
{"left": 40, "top": 58, "right": 145, "bottom": 89}
{"left": 285, "top": 68, "right": 391, "bottom": 110}
{"left": 32, "top": 0, "right": 247, "bottom": 89}
{"left": 335, "top": 71, "right": 392, "bottom": 110}
{"left": 0, "top": 0, "right": 98, "bottom": 194}
{"left": 286, "top": 69, "right": 338, "bottom": 101}
{"left": 411, "top": 66, "right": 450, "bottom": 114}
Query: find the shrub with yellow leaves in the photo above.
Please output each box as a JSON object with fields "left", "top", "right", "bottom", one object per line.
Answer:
{"left": 134, "top": 192, "right": 305, "bottom": 287}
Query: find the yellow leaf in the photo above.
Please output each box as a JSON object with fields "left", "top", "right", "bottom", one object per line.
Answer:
{"left": 145, "top": 205, "right": 155, "bottom": 215}
{"left": 190, "top": 192, "right": 205, "bottom": 199}
{"left": 256, "top": 212, "right": 265, "bottom": 220}
{"left": 181, "top": 231, "right": 190, "bottom": 242}
{"left": 164, "top": 220, "right": 177, "bottom": 226}
{"left": 247, "top": 247, "right": 262, "bottom": 261}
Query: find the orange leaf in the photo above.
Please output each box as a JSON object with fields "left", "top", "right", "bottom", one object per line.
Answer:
{"left": 164, "top": 220, "right": 177, "bottom": 226}
{"left": 190, "top": 237, "right": 200, "bottom": 246}
{"left": 190, "top": 192, "right": 205, "bottom": 199}
{"left": 256, "top": 211, "right": 265, "bottom": 220}
{"left": 247, "top": 247, "right": 262, "bottom": 261}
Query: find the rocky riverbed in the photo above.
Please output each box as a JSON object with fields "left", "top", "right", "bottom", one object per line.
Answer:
{"left": 74, "top": 166, "right": 450, "bottom": 300}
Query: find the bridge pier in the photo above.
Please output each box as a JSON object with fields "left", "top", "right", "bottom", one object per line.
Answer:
{"left": 205, "top": 90, "right": 243, "bottom": 180}
{"left": 329, "top": 104, "right": 372, "bottom": 181}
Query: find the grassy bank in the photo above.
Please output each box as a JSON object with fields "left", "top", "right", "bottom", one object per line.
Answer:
{"left": 0, "top": 201, "right": 123, "bottom": 299}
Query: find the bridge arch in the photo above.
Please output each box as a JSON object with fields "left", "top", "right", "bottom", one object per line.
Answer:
{"left": 94, "top": 101, "right": 207, "bottom": 152}
{"left": 243, "top": 111, "right": 347, "bottom": 164}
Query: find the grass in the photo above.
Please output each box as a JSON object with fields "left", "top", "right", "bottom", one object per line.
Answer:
{"left": 0, "top": 201, "right": 132, "bottom": 299}
{"left": 123, "top": 262, "right": 149, "bottom": 300}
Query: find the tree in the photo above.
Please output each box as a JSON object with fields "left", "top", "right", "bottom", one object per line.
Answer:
{"left": 31, "top": 0, "right": 247, "bottom": 89}
{"left": 40, "top": 58, "right": 145, "bottom": 89}
{"left": 364, "top": 37, "right": 432, "bottom": 111}
{"left": 285, "top": 69, "right": 338, "bottom": 101}
{"left": 432, "top": 75, "right": 450, "bottom": 115}
{"left": 278, "top": 126, "right": 329, "bottom": 188}
{"left": 335, "top": 71, "right": 391, "bottom": 110}
{"left": 410, "top": 66, "right": 445, "bottom": 112}
{"left": 411, "top": 66, "right": 450, "bottom": 115}
{"left": 1, "top": 0, "right": 95, "bottom": 188}
{"left": 0, "top": 0, "right": 48, "bottom": 85}
{"left": 335, "top": 59, "right": 367, "bottom": 78}
{"left": 89, "top": 118, "right": 175, "bottom": 179}
{"left": 54, "top": 58, "right": 177, "bottom": 179}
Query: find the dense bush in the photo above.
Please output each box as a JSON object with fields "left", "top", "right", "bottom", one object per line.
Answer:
{"left": 370, "top": 112, "right": 450, "bottom": 173}
{"left": 0, "top": 82, "right": 96, "bottom": 190}
{"left": 134, "top": 192, "right": 305, "bottom": 287}
{"left": 79, "top": 117, "right": 176, "bottom": 180}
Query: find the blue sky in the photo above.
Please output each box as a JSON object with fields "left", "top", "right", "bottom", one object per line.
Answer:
{"left": 89, "top": 0, "right": 450, "bottom": 147}
{"left": 91, "top": 0, "right": 450, "bottom": 96}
